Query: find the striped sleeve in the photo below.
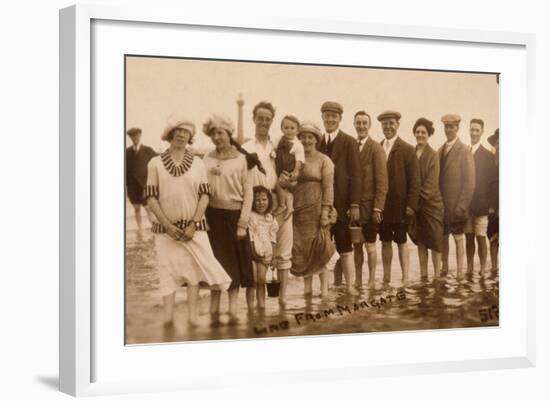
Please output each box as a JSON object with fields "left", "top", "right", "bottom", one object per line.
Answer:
{"left": 143, "top": 158, "right": 159, "bottom": 200}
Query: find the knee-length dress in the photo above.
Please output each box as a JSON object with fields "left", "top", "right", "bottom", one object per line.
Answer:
{"left": 145, "top": 149, "right": 231, "bottom": 296}
{"left": 410, "top": 145, "right": 444, "bottom": 252}
{"left": 291, "top": 151, "right": 336, "bottom": 277}
{"left": 203, "top": 150, "right": 254, "bottom": 290}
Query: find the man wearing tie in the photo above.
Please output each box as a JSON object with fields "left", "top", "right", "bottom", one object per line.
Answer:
{"left": 438, "top": 114, "right": 475, "bottom": 280}
{"left": 318, "top": 101, "right": 362, "bottom": 295}
{"left": 465, "top": 118, "right": 498, "bottom": 278}
{"left": 377, "top": 110, "right": 420, "bottom": 287}
{"left": 126, "top": 127, "right": 157, "bottom": 231}
{"left": 353, "top": 111, "right": 388, "bottom": 288}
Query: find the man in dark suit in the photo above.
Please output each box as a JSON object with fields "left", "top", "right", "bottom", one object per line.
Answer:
{"left": 353, "top": 111, "right": 388, "bottom": 288}
{"left": 377, "top": 110, "right": 420, "bottom": 287}
{"left": 465, "top": 118, "right": 498, "bottom": 278}
{"left": 126, "top": 127, "right": 157, "bottom": 230}
{"left": 438, "top": 114, "right": 475, "bottom": 280}
{"left": 318, "top": 101, "right": 361, "bottom": 295}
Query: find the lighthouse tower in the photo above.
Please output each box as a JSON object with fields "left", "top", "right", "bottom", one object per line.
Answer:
{"left": 236, "top": 93, "right": 245, "bottom": 145}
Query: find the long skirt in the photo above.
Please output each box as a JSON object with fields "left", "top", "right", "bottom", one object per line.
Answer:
{"left": 291, "top": 181, "right": 336, "bottom": 277}
{"left": 205, "top": 207, "right": 254, "bottom": 290}
{"left": 155, "top": 231, "right": 232, "bottom": 297}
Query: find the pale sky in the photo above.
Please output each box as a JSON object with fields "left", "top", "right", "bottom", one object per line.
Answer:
{"left": 126, "top": 56, "right": 499, "bottom": 153}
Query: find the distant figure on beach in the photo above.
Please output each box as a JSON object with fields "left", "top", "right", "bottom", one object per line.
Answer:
{"left": 438, "top": 114, "right": 475, "bottom": 280}
{"left": 243, "top": 101, "right": 293, "bottom": 305}
{"left": 290, "top": 122, "right": 337, "bottom": 297}
{"left": 203, "top": 114, "right": 263, "bottom": 324}
{"left": 353, "top": 111, "right": 388, "bottom": 289}
{"left": 465, "top": 119, "right": 498, "bottom": 278}
{"left": 126, "top": 127, "right": 157, "bottom": 230}
{"left": 318, "top": 101, "right": 361, "bottom": 295}
{"left": 248, "top": 185, "right": 279, "bottom": 309}
{"left": 144, "top": 118, "right": 231, "bottom": 329}
{"left": 377, "top": 110, "right": 420, "bottom": 287}
{"left": 409, "top": 118, "right": 444, "bottom": 281}
{"left": 487, "top": 129, "right": 499, "bottom": 275}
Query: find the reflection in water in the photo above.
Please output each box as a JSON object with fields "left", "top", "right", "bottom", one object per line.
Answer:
{"left": 125, "top": 212, "right": 499, "bottom": 345}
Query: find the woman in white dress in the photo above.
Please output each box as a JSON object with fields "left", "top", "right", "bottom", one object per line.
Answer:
{"left": 145, "top": 118, "right": 231, "bottom": 328}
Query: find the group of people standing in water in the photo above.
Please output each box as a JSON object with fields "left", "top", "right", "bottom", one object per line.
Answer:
{"left": 126, "top": 100, "right": 499, "bottom": 328}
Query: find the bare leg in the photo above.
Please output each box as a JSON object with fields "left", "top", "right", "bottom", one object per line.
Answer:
{"left": 163, "top": 291, "right": 176, "bottom": 325}
{"left": 454, "top": 234, "right": 465, "bottom": 280}
{"left": 431, "top": 251, "right": 441, "bottom": 280}
{"left": 319, "top": 270, "right": 329, "bottom": 298}
{"left": 333, "top": 259, "right": 343, "bottom": 286}
{"left": 304, "top": 276, "right": 313, "bottom": 296}
{"left": 133, "top": 204, "right": 142, "bottom": 231}
{"left": 466, "top": 233, "right": 475, "bottom": 275}
{"left": 273, "top": 184, "right": 287, "bottom": 216}
{"left": 277, "top": 269, "right": 289, "bottom": 304}
{"left": 210, "top": 290, "right": 221, "bottom": 314}
{"left": 397, "top": 242, "right": 410, "bottom": 286}
{"left": 246, "top": 287, "right": 255, "bottom": 312}
{"left": 256, "top": 263, "right": 267, "bottom": 309}
{"left": 228, "top": 288, "right": 240, "bottom": 323}
{"left": 354, "top": 242, "right": 364, "bottom": 288}
{"left": 477, "top": 235, "right": 488, "bottom": 275}
{"left": 341, "top": 252, "right": 358, "bottom": 295}
{"left": 441, "top": 234, "right": 450, "bottom": 276}
{"left": 366, "top": 242, "right": 377, "bottom": 288}
{"left": 490, "top": 238, "right": 499, "bottom": 274}
{"left": 418, "top": 243, "right": 429, "bottom": 280}
{"left": 186, "top": 285, "right": 199, "bottom": 326}
{"left": 382, "top": 241, "right": 393, "bottom": 285}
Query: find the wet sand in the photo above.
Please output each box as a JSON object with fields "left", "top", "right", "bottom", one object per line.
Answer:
{"left": 125, "top": 208, "right": 499, "bottom": 345}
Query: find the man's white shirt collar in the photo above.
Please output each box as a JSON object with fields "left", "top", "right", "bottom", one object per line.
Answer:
{"left": 357, "top": 135, "right": 369, "bottom": 151}
{"left": 445, "top": 137, "right": 458, "bottom": 149}
{"left": 471, "top": 142, "right": 481, "bottom": 154}
{"left": 324, "top": 130, "right": 338, "bottom": 143}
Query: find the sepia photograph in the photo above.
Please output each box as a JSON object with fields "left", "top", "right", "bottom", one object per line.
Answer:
{"left": 124, "top": 55, "right": 500, "bottom": 345}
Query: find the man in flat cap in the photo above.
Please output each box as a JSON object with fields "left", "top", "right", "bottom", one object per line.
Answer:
{"left": 353, "top": 111, "right": 388, "bottom": 288}
{"left": 465, "top": 118, "right": 498, "bottom": 278}
{"left": 377, "top": 110, "right": 420, "bottom": 287}
{"left": 319, "top": 101, "right": 362, "bottom": 295}
{"left": 438, "top": 114, "right": 475, "bottom": 279}
{"left": 126, "top": 127, "right": 157, "bottom": 231}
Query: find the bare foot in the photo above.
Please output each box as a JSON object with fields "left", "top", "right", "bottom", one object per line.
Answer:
{"left": 367, "top": 281, "right": 375, "bottom": 289}
{"left": 210, "top": 313, "right": 222, "bottom": 328}
{"left": 346, "top": 286, "right": 359, "bottom": 296}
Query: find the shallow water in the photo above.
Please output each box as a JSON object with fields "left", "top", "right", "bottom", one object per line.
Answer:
{"left": 125, "top": 208, "right": 499, "bottom": 345}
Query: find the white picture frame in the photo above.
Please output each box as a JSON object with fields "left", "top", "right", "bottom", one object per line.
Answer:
{"left": 59, "top": 4, "right": 536, "bottom": 397}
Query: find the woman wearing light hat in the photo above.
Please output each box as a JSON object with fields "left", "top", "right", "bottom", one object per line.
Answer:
{"left": 202, "top": 115, "right": 265, "bottom": 324}
{"left": 145, "top": 118, "right": 231, "bottom": 330}
{"left": 290, "top": 122, "right": 337, "bottom": 298}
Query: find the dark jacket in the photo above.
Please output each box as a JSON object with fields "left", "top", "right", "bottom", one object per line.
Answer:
{"left": 470, "top": 145, "right": 498, "bottom": 216}
{"left": 319, "top": 130, "right": 361, "bottom": 222}
{"left": 126, "top": 145, "right": 157, "bottom": 188}
{"left": 381, "top": 136, "right": 420, "bottom": 224}
{"left": 438, "top": 138, "right": 475, "bottom": 224}
{"left": 358, "top": 136, "right": 388, "bottom": 223}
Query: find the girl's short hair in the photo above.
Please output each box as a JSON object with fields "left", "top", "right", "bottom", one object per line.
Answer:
{"left": 252, "top": 185, "right": 273, "bottom": 214}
